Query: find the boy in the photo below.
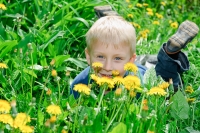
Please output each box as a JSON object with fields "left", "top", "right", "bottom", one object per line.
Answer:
{"left": 70, "top": 6, "right": 199, "bottom": 98}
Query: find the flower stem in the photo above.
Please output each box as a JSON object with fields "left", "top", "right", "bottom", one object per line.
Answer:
{"left": 73, "top": 94, "right": 82, "bottom": 133}
{"left": 97, "top": 87, "right": 105, "bottom": 114}
{"left": 105, "top": 103, "right": 123, "bottom": 133}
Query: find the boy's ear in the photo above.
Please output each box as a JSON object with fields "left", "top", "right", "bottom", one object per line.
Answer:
{"left": 129, "top": 53, "right": 136, "bottom": 63}
{"left": 85, "top": 48, "right": 91, "bottom": 65}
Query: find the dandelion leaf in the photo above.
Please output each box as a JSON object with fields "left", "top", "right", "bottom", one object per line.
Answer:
{"left": 169, "top": 90, "right": 189, "bottom": 120}
{"left": 179, "top": 126, "right": 200, "bottom": 133}
{"left": 108, "top": 122, "right": 127, "bottom": 133}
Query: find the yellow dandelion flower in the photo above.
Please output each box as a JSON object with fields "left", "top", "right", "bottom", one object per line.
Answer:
{"left": 51, "top": 69, "right": 57, "bottom": 77}
{"left": 124, "top": 62, "right": 138, "bottom": 73}
{"left": 112, "top": 70, "right": 120, "bottom": 76}
{"left": 158, "top": 82, "right": 169, "bottom": 89}
{"left": 136, "top": 3, "right": 143, "bottom": 7}
{"left": 160, "top": 2, "right": 166, "bottom": 6}
{"left": 13, "top": 113, "right": 31, "bottom": 128}
{"left": 0, "top": 63, "right": 8, "bottom": 69}
{"left": 96, "top": 77, "right": 114, "bottom": 89}
{"left": 170, "top": 22, "right": 178, "bottom": 29}
{"left": 92, "top": 62, "right": 103, "bottom": 68}
{"left": 153, "top": 21, "right": 160, "bottom": 25}
{"left": 155, "top": 13, "right": 163, "bottom": 19}
{"left": 146, "top": 8, "right": 153, "bottom": 12}
{"left": 147, "top": 87, "right": 167, "bottom": 96}
{"left": 127, "top": 14, "right": 133, "bottom": 18}
{"left": 141, "top": 32, "right": 147, "bottom": 39}
{"left": 115, "top": 88, "right": 122, "bottom": 96}
{"left": 124, "top": 75, "right": 141, "bottom": 91}
{"left": 61, "top": 129, "right": 68, "bottom": 133}
{"left": 128, "top": 4, "right": 133, "bottom": 8}
{"left": 144, "top": 29, "right": 150, "bottom": 33}
{"left": 0, "top": 114, "right": 13, "bottom": 126}
{"left": 147, "top": 11, "right": 153, "bottom": 16}
{"left": 147, "top": 129, "right": 155, "bottom": 133}
{"left": 126, "top": 0, "right": 130, "bottom": 3}
{"left": 132, "top": 22, "right": 141, "bottom": 29}
{"left": 0, "top": 99, "right": 11, "bottom": 113}
{"left": 185, "top": 86, "right": 194, "bottom": 94}
{"left": 143, "top": 3, "right": 148, "bottom": 7}
{"left": 50, "top": 116, "right": 57, "bottom": 123}
{"left": 187, "top": 98, "right": 196, "bottom": 103}
{"left": 73, "top": 83, "right": 91, "bottom": 95}
{"left": 0, "top": 3, "right": 6, "bottom": 10}
{"left": 113, "top": 76, "right": 124, "bottom": 85}
{"left": 19, "top": 125, "right": 34, "bottom": 133}
{"left": 46, "top": 105, "right": 62, "bottom": 115}
{"left": 129, "top": 90, "right": 136, "bottom": 97}
{"left": 90, "top": 74, "right": 99, "bottom": 82}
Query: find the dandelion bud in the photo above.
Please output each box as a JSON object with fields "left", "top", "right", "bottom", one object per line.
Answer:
{"left": 51, "top": 69, "right": 57, "bottom": 77}
{"left": 50, "top": 116, "right": 57, "bottom": 123}
{"left": 61, "top": 129, "right": 68, "bottom": 133}
{"left": 46, "top": 89, "right": 52, "bottom": 95}
{"left": 115, "top": 88, "right": 122, "bottom": 96}
{"left": 50, "top": 59, "right": 55, "bottom": 66}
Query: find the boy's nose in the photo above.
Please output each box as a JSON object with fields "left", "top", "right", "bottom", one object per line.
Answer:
{"left": 103, "top": 60, "right": 112, "bottom": 71}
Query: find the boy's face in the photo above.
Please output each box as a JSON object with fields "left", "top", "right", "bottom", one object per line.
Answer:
{"left": 85, "top": 41, "right": 136, "bottom": 77}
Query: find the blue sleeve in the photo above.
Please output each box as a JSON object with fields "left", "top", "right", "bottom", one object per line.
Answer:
{"left": 70, "top": 66, "right": 90, "bottom": 98}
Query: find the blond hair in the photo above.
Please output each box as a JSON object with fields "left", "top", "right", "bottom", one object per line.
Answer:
{"left": 86, "top": 16, "right": 136, "bottom": 54}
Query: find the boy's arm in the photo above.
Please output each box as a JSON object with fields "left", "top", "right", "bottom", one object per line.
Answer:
{"left": 70, "top": 66, "right": 90, "bottom": 98}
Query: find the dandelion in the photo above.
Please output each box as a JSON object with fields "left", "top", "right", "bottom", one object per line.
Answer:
{"left": 126, "top": 0, "right": 130, "bottom": 3}
{"left": 51, "top": 69, "right": 57, "bottom": 77}
{"left": 127, "top": 14, "right": 133, "bottom": 18}
{"left": 170, "top": 22, "right": 178, "bottom": 29}
{"left": 13, "top": 113, "right": 31, "bottom": 128}
{"left": 147, "top": 130, "right": 155, "bottom": 133}
{"left": 50, "top": 115, "right": 57, "bottom": 123}
{"left": 112, "top": 70, "right": 120, "bottom": 76}
{"left": 0, "top": 63, "right": 8, "bottom": 69}
{"left": 142, "top": 104, "right": 149, "bottom": 111}
{"left": 92, "top": 62, "right": 103, "bottom": 68}
{"left": 124, "top": 75, "right": 141, "bottom": 91}
{"left": 46, "top": 105, "right": 62, "bottom": 115}
{"left": 155, "top": 13, "right": 163, "bottom": 19}
{"left": 185, "top": 86, "right": 194, "bottom": 94}
{"left": 73, "top": 83, "right": 91, "bottom": 95}
{"left": 46, "top": 88, "right": 52, "bottom": 95}
{"left": 115, "top": 88, "right": 122, "bottom": 96}
{"left": 113, "top": 76, "right": 124, "bottom": 86}
{"left": 131, "top": 22, "right": 141, "bottom": 29}
{"left": 128, "top": 4, "right": 133, "bottom": 8}
{"left": 142, "top": 99, "right": 148, "bottom": 104}
{"left": 19, "top": 125, "right": 34, "bottom": 133}
{"left": 153, "top": 21, "right": 160, "bottom": 25}
{"left": 90, "top": 74, "right": 99, "bottom": 82}
{"left": 61, "top": 129, "right": 68, "bottom": 133}
{"left": 146, "top": 8, "right": 153, "bottom": 12}
{"left": 0, "top": 114, "right": 13, "bottom": 126}
{"left": 161, "top": 2, "right": 166, "bottom": 6}
{"left": 187, "top": 98, "right": 196, "bottom": 103}
{"left": 147, "top": 87, "right": 167, "bottom": 96}
{"left": 0, "top": 3, "right": 6, "bottom": 10}
{"left": 143, "top": 3, "right": 148, "bottom": 7}
{"left": 136, "top": 3, "right": 142, "bottom": 7}
{"left": 0, "top": 99, "right": 11, "bottom": 113}
{"left": 158, "top": 82, "right": 169, "bottom": 89}
{"left": 147, "top": 12, "right": 153, "bottom": 16}
{"left": 129, "top": 90, "right": 136, "bottom": 97}
{"left": 124, "top": 62, "right": 138, "bottom": 73}
{"left": 96, "top": 77, "right": 114, "bottom": 89}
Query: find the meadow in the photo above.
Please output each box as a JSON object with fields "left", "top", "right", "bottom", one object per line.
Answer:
{"left": 0, "top": 0, "right": 200, "bottom": 132}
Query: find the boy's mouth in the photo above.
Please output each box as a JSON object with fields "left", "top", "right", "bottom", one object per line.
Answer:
{"left": 99, "top": 73, "right": 112, "bottom": 78}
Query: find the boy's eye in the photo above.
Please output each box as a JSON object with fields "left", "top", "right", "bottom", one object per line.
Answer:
{"left": 97, "top": 55, "right": 104, "bottom": 59}
{"left": 115, "top": 57, "right": 122, "bottom": 60}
